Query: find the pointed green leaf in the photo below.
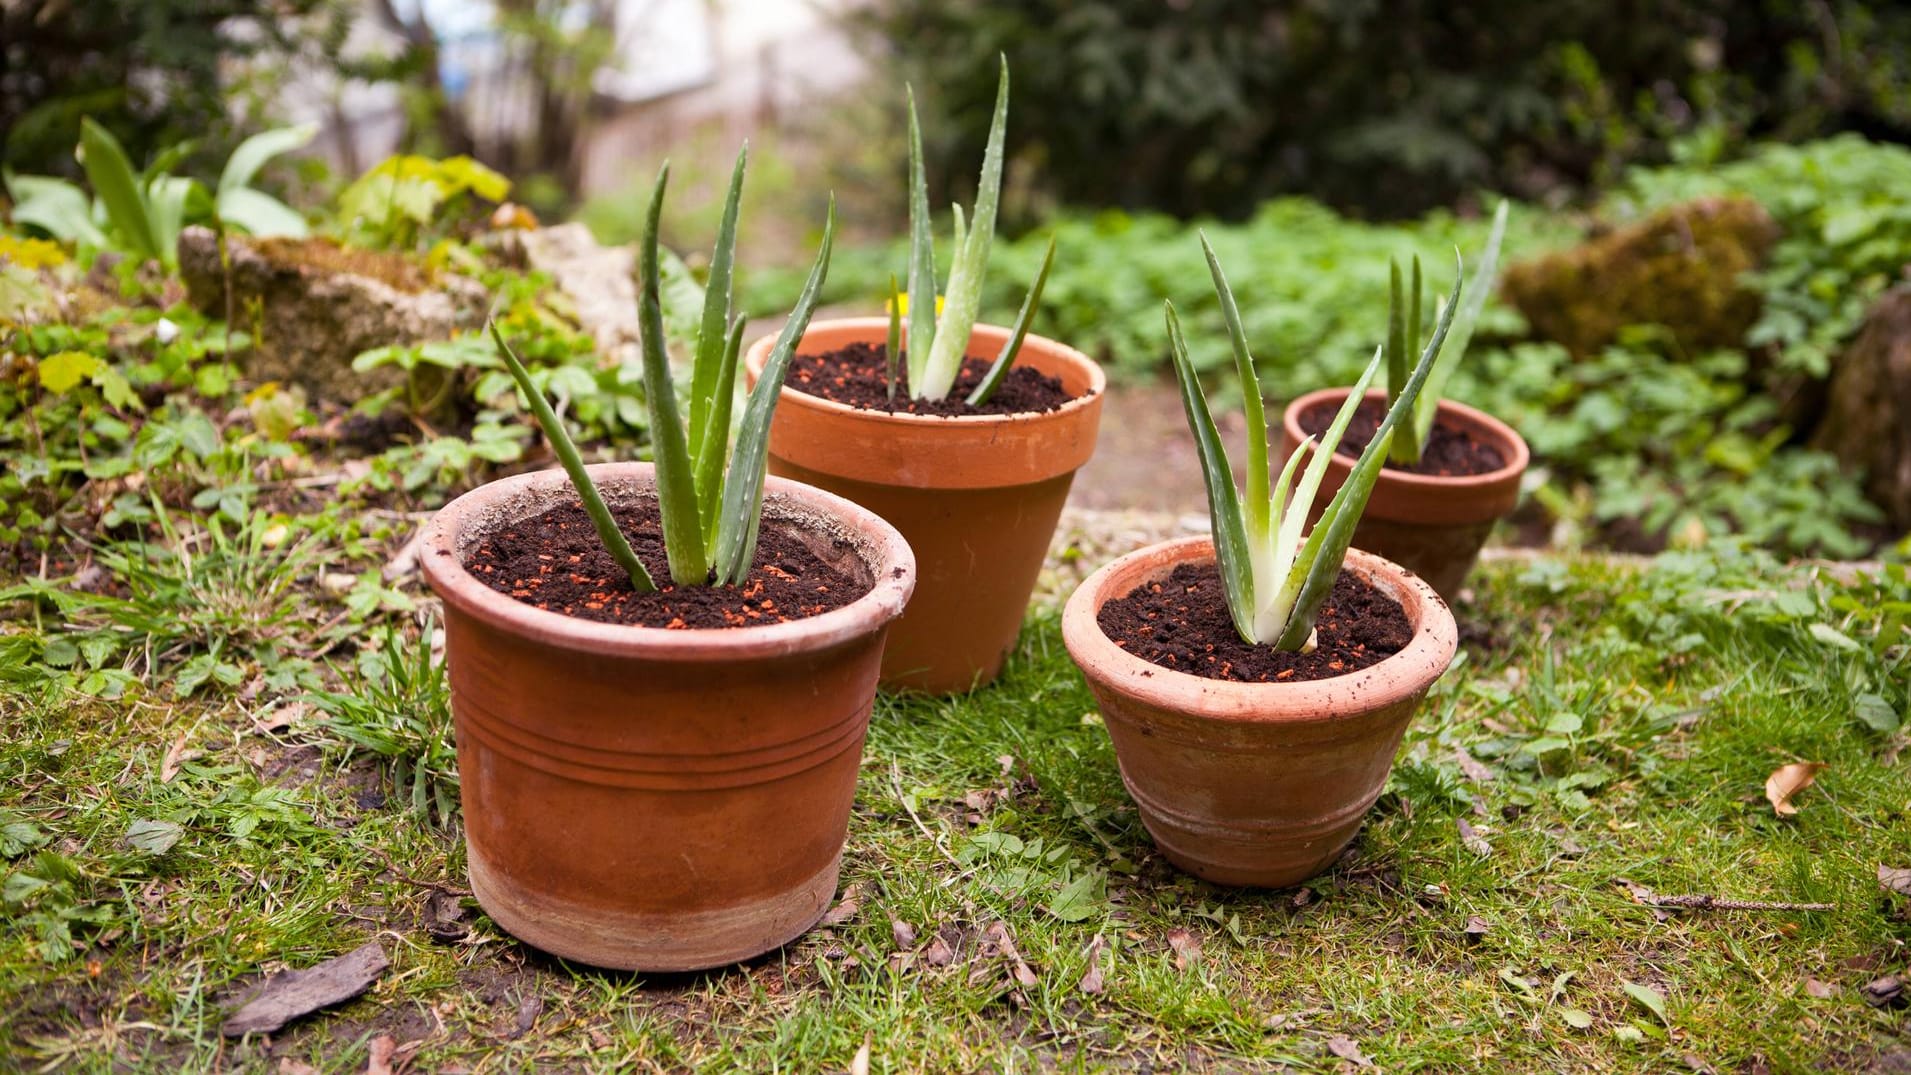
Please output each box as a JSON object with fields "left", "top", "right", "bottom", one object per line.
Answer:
{"left": 690, "top": 145, "right": 746, "bottom": 473}
{"left": 1415, "top": 200, "right": 1509, "bottom": 447}
{"left": 714, "top": 199, "right": 834, "bottom": 584}
{"left": 1390, "top": 255, "right": 1427, "bottom": 466}
{"left": 1166, "top": 301, "right": 1256, "bottom": 643}
{"left": 967, "top": 233, "right": 1055, "bottom": 406}
{"left": 491, "top": 321, "right": 654, "bottom": 592}
{"left": 78, "top": 118, "right": 160, "bottom": 262}
{"left": 5, "top": 172, "right": 109, "bottom": 247}
{"left": 904, "top": 86, "right": 937, "bottom": 387}
{"left": 636, "top": 164, "right": 708, "bottom": 584}
{"left": 1386, "top": 259, "right": 1407, "bottom": 399}
{"left": 218, "top": 123, "right": 317, "bottom": 197}
{"left": 215, "top": 187, "right": 307, "bottom": 237}
{"left": 916, "top": 56, "right": 1009, "bottom": 401}
{"left": 696, "top": 317, "right": 746, "bottom": 551}
{"left": 1201, "top": 233, "right": 1269, "bottom": 540}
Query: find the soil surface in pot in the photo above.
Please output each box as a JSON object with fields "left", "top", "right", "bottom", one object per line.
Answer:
{"left": 1097, "top": 562, "right": 1411, "bottom": 683}
{"left": 784, "top": 341, "right": 1076, "bottom": 416}
{"left": 464, "top": 500, "right": 871, "bottom": 628}
{"left": 1299, "top": 398, "right": 1506, "bottom": 477}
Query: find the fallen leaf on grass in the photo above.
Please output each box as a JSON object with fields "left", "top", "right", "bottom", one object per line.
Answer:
{"left": 160, "top": 733, "right": 200, "bottom": 783}
{"left": 820, "top": 889, "right": 861, "bottom": 927}
{"left": 1325, "top": 1034, "right": 1373, "bottom": 1067}
{"left": 508, "top": 993, "right": 542, "bottom": 1040}
{"left": 1864, "top": 975, "right": 1905, "bottom": 1009}
{"left": 1559, "top": 1007, "right": 1595, "bottom": 1029}
{"left": 890, "top": 919, "right": 917, "bottom": 948}
{"left": 1622, "top": 981, "right": 1670, "bottom": 1025}
{"left": 423, "top": 888, "right": 468, "bottom": 943}
{"left": 1457, "top": 819, "right": 1492, "bottom": 857}
{"left": 923, "top": 930, "right": 955, "bottom": 967}
{"left": 1462, "top": 915, "right": 1491, "bottom": 944}
{"left": 1879, "top": 864, "right": 1911, "bottom": 897}
{"left": 1166, "top": 927, "right": 1202, "bottom": 971}
{"left": 1764, "top": 762, "right": 1827, "bottom": 817}
{"left": 1078, "top": 934, "right": 1106, "bottom": 995}
{"left": 366, "top": 1034, "right": 396, "bottom": 1075}
{"left": 1453, "top": 746, "right": 1495, "bottom": 783}
{"left": 1805, "top": 978, "right": 1839, "bottom": 999}
{"left": 973, "top": 921, "right": 1037, "bottom": 988}
{"left": 848, "top": 1035, "right": 871, "bottom": 1075}
{"left": 220, "top": 941, "right": 389, "bottom": 1036}
{"left": 124, "top": 819, "right": 182, "bottom": 855}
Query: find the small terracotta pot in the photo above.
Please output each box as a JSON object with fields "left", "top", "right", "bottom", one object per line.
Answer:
{"left": 1062, "top": 538, "right": 1457, "bottom": 888}
{"left": 1278, "top": 388, "right": 1527, "bottom": 601}
{"left": 745, "top": 318, "right": 1104, "bottom": 693}
{"left": 421, "top": 462, "right": 914, "bottom": 971}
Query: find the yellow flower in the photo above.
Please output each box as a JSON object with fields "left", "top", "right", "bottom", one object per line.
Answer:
{"left": 884, "top": 292, "right": 944, "bottom": 317}
{"left": 0, "top": 234, "right": 67, "bottom": 270}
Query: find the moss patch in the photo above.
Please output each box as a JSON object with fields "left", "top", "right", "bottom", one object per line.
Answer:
{"left": 252, "top": 237, "right": 433, "bottom": 294}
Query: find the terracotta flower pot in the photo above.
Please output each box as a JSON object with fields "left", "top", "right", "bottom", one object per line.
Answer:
{"left": 1278, "top": 388, "right": 1529, "bottom": 601}
{"left": 1062, "top": 537, "right": 1457, "bottom": 888}
{"left": 744, "top": 318, "right": 1104, "bottom": 693}
{"left": 420, "top": 462, "right": 914, "bottom": 971}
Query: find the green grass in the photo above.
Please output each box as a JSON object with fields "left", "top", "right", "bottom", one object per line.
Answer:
{"left": 3, "top": 537, "right": 1908, "bottom": 1073}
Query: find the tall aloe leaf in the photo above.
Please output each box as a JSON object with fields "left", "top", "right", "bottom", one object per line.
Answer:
{"left": 636, "top": 164, "right": 708, "bottom": 584}
{"left": 1201, "top": 232, "right": 1269, "bottom": 541}
{"left": 1385, "top": 259, "right": 1407, "bottom": 401}
{"left": 695, "top": 317, "right": 746, "bottom": 550}
{"left": 713, "top": 200, "right": 835, "bottom": 584}
{"left": 916, "top": 57, "right": 1009, "bottom": 401}
{"left": 1388, "top": 256, "right": 1427, "bottom": 465}
{"left": 1413, "top": 200, "right": 1509, "bottom": 449}
{"left": 885, "top": 274, "right": 902, "bottom": 403}
{"left": 1165, "top": 301, "right": 1256, "bottom": 643}
{"left": 78, "top": 119, "right": 161, "bottom": 264}
{"left": 490, "top": 321, "right": 655, "bottom": 593}
{"left": 904, "top": 87, "right": 937, "bottom": 388}
{"left": 966, "top": 234, "right": 1055, "bottom": 407}
{"left": 689, "top": 145, "right": 746, "bottom": 469}
{"left": 1274, "top": 256, "right": 1464, "bottom": 650}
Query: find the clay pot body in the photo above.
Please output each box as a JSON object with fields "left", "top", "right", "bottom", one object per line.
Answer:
{"left": 420, "top": 463, "right": 914, "bottom": 971}
{"left": 745, "top": 318, "right": 1104, "bottom": 693}
{"left": 1062, "top": 538, "right": 1457, "bottom": 888}
{"left": 1279, "top": 389, "right": 1529, "bottom": 600}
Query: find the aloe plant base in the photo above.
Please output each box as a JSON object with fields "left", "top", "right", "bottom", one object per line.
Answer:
{"left": 1063, "top": 538, "right": 1457, "bottom": 888}
{"left": 421, "top": 463, "right": 914, "bottom": 970}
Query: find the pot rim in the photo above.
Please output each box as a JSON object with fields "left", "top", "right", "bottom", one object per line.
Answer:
{"left": 744, "top": 317, "right": 1107, "bottom": 428}
{"left": 1282, "top": 386, "right": 1531, "bottom": 491}
{"left": 420, "top": 461, "right": 916, "bottom": 661}
{"left": 1061, "top": 536, "right": 1458, "bottom": 722}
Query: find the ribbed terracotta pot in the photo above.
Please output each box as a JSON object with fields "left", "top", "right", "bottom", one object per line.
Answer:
{"left": 420, "top": 462, "right": 915, "bottom": 971}
{"left": 1062, "top": 537, "right": 1457, "bottom": 888}
{"left": 1279, "top": 388, "right": 1528, "bottom": 601}
{"left": 745, "top": 318, "right": 1104, "bottom": 693}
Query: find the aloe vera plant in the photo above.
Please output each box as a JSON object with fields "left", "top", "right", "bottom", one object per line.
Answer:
{"left": 490, "top": 148, "right": 835, "bottom": 593}
{"left": 1384, "top": 200, "right": 1508, "bottom": 466}
{"left": 892, "top": 58, "right": 1057, "bottom": 406}
{"left": 1170, "top": 236, "right": 1464, "bottom": 649}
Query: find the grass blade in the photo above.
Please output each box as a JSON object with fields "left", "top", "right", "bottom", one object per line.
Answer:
{"left": 917, "top": 56, "right": 1009, "bottom": 401}
{"left": 695, "top": 317, "right": 746, "bottom": 550}
{"left": 1201, "top": 233, "right": 1269, "bottom": 541}
{"left": 966, "top": 234, "right": 1055, "bottom": 407}
{"left": 490, "top": 321, "right": 655, "bottom": 593}
{"left": 690, "top": 145, "right": 747, "bottom": 475}
{"left": 905, "top": 86, "right": 937, "bottom": 388}
{"left": 1414, "top": 200, "right": 1509, "bottom": 448}
{"left": 637, "top": 163, "right": 708, "bottom": 584}
{"left": 1275, "top": 258, "right": 1464, "bottom": 650}
{"left": 78, "top": 118, "right": 160, "bottom": 263}
{"left": 1166, "top": 301, "right": 1256, "bottom": 643}
{"left": 885, "top": 274, "right": 902, "bottom": 404}
{"left": 714, "top": 199, "right": 835, "bottom": 584}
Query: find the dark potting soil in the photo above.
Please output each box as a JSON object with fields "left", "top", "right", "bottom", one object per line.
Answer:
{"left": 783, "top": 341, "right": 1077, "bottom": 416}
{"left": 1298, "top": 398, "right": 1506, "bottom": 477}
{"left": 1097, "top": 562, "right": 1412, "bottom": 683}
{"left": 463, "top": 500, "right": 871, "bottom": 628}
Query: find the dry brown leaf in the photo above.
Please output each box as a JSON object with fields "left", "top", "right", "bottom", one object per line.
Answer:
{"left": 1079, "top": 935, "right": 1107, "bottom": 995}
{"left": 1764, "top": 762, "right": 1827, "bottom": 816}
{"left": 1326, "top": 1034, "right": 1373, "bottom": 1067}
{"left": 160, "top": 733, "right": 199, "bottom": 784}
{"left": 1862, "top": 975, "right": 1904, "bottom": 1009}
{"left": 1805, "top": 978, "right": 1839, "bottom": 999}
{"left": 1457, "top": 819, "right": 1493, "bottom": 857}
{"left": 890, "top": 919, "right": 917, "bottom": 948}
{"left": 923, "top": 931, "right": 955, "bottom": 967}
{"left": 848, "top": 1035, "right": 871, "bottom": 1075}
{"left": 980, "top": 921, "right": 1038, "bottom": 987}
{"left": 365, "top": 1034, "right": 396, "bottom": 1075}
{"left": 1166, "top": 927, "right": 1202, "bottom": 972}
{"left": 1878, "top": 864, "right": 1911, "bottom": 897}
{"left": 1463, "top": 915, "right": 1491, "bottom": 943}
{"left": 820, "top": 888, "right": 861, "bottom": 927}
{"left": 1454, "top": 746, "right": 1495, "bottom": 783}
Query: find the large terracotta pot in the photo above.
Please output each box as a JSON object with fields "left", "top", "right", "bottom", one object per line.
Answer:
{"left": 420, "top": 462, "right": 915, "bottom": 971}
{"left": 745, "top": 318, "right": 1104, "bottom": 693}
{"left": 1279, "top": 388, "right": 1529, "bottom": 601}
{"left": 1062, "top": 537, "right": 1457, "bottom": 888}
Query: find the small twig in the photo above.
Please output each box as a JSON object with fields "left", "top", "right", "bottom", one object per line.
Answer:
{"left": 1646, "top": 894, "right": 1836, "bottom": 912}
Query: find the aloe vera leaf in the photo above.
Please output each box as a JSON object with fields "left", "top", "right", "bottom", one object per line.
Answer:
{"left": 966, "top": 234, "right": 1055, "bottom": 407}
{"left": 904, "top": 86, "right": 937, "bottom": 388}
{"left": 78, "top": 119, "right": 161, "bottom": 263}
{"left": 1415, "top": 200, "right": 1509, "bottom": 447}
{"left": 689, "top": 145, "right": 747, "bottom": 480}
{"left": 636, "top": 164, "right": 709, "bottom": 584}
{"left": 1166, "top": 301, "right": 1257, "bottom": 643}
{"left": 885, "top": 274, "right": 903, "bottom": 403}
{"left": 695, "top": 317, "right": 746, "bottom": 551}
{"left": 714, "top": 199, "right": 835, "bottom": 584}
{"left": 491, "top": 321, "right": 655, "bottom": 592}
{"left": 917, "top": 57, "right": 1009, "bottom": 401}
{"left": 1385, "top": 258, "right": 1407, "bottom": 404}
{"left": 1201, "top": 233, "right": 1270, "bottom": 540}
{"left": 1275, "top": 258, "right": 1464, "bottom": 650}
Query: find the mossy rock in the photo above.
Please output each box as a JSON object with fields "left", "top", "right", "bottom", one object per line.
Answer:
{"left": 177, "top": 228, "right": 486, "bottom": 400}
{"left": 1811, "top": 284, "right": 1911, "bottom": 528}
{"left": 1503, "top": 197, "right": 1779, "bottom": 357}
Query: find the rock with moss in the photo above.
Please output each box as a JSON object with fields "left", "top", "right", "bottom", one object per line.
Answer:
{"left": 176, "top": 227, "right": 487, "bottom": 400}
{"left": 1503, "top": 197, "right": 1779, "bottom": 357}
{"left": 1811, "top": 285, "right": 1911, "bottom": 528}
